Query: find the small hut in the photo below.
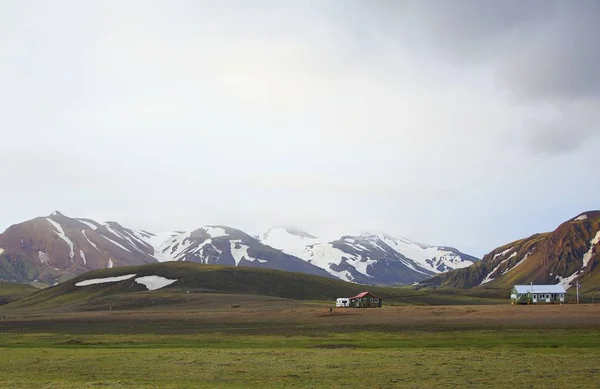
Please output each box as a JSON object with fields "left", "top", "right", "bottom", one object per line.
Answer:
{"left": 336, "top": 291, "right": 382, "bottom": 308}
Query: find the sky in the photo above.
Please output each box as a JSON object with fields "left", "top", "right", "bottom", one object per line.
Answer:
{"left": 0, "top": 0, "right": 598, "bottom": 257}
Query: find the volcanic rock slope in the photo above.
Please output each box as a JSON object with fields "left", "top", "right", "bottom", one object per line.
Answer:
{"left": 421, "top": 211, "right": 600, "bottom": 293}
{"left": 0, "top": 211, "right": 157, "bottom": 284}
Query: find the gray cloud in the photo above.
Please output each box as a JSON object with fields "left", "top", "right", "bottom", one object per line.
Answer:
{"left": 528, "top": 102, "right": 600, "bottom": 155}
{"left": 334, "top": 1, "right": 600, "bottom": 154}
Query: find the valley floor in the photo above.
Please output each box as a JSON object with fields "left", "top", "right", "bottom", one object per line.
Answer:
{"left": 2, "top": 302, "right": 600, "bottom": 388}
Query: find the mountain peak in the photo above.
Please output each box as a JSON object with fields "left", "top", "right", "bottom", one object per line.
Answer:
{"left": 266, "top": 225, "right": 317, "bottom": 240}
{"left": 50, "top": 210, "right": 64, "bottom": 217}
{"left": 571, "top": 210, "right": 600, "bottom": 222}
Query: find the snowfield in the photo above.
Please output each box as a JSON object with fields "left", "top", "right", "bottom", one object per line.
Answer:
{"left": 75, "top": 274, "right": 137, "bottom": 286}
{"left": 303, "top": 243, "right": 376, "bottom": 280}
{"left": 203, "top": 227, "right": 229, "bottom": 238}
{"left": 152, "top": 232, "right": 193, "bottom": 262}
{"left": 261, "top": 227, "right": 319, "bottom": 257}
{"left": 230, "top": 240, "right": 267, "bottom": 264}
{"left": 134, "top": 275, "right": 178, "bottom": 290}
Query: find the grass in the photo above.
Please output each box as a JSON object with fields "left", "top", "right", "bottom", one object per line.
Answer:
{"left": 2, "top": 344, "right": 599, "bottom": 388}
{"left": 2, "top": 303, "right": 600, "bottom": 388}
{"left": 0, "top": 281, "right": 38, "bottom": 305}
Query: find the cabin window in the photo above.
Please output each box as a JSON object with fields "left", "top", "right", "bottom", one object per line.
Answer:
{"left": 551, "top": 294, "right": 555, "bottom": 299}
{"left": 546, "top": 294, "right": 550, "bottom": 299}
{"left": 370, "top": 298, "right": 373, "bottom": 302}
{"left": 374, "top": 298, "right": 379, "bottom": 303}
{"left": 533, "top": 294, "right": 537, "bottom": 299}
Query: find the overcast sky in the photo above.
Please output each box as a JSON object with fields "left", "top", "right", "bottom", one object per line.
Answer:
{"left": 1, "top": 0, "right": 598, "bottom": 256}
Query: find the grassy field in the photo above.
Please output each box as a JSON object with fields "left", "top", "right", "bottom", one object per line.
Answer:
{"left": 0, "top": 281, "right": 37, "bottom": 305}
{"left": 2, "top": 301, "right": 600, "bottom": 388}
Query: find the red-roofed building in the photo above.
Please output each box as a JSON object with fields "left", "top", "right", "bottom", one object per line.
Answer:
{"left": 336, "top": 291, "right": 382, "bottom": 308}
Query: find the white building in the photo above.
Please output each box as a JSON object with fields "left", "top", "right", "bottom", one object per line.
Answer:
{"left": 510, "top": 284, "right": 567, "bottom": 304}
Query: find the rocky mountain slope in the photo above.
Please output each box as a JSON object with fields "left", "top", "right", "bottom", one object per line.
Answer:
{"left": 421, "top": 211, "right": 600, "bottom": 293}
{"left": 261, "top": 227, "right": 478, "bottom": 285}
{"left": 0, "top": 211, "right": 159, "bottom": 284}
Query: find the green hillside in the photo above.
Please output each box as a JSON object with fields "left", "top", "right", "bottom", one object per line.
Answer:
{"left": 4, "top": 262, "right": 504, "bottom": 311}
{"left": 0, "top": 282, "right": 38, "bottom": 305}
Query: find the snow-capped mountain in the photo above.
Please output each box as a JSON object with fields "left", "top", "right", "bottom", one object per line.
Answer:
{"left": 0, "top": 211, "right": 476, "bottom": 286}
{"left": 0, "top": 211, "right": 156, "bottom": 284}
{"left": 261, "top": 226, "right": 320, "bottom": 258}
{"left": 148, "top": 225, "right": 332, "bottom": 278}
{"left": 421, "top": 211, "right": 600, "bottom": 292}
{"left": 260, "top": 227, "right": 478, "bottom": 285}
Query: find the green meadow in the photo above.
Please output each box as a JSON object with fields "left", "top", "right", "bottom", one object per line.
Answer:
{"left": 2, "top": 313, "right": 600, "bottom": 388}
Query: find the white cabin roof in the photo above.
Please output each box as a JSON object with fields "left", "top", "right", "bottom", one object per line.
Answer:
{"left": 513, "top": 284, "right": 566, "bottom": 294}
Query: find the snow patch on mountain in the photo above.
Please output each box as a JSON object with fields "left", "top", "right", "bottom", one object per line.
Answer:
{"left": 360, "top": 232, "right": 474, "bottom": 274}
{"left": 78, "top": 219, "right": 98, "bottom": 230}
{"left": 79, "top": 250, "right": 86, "bottom": 265}
{"left": 0, "top": 247, "right": 4, "bottom": 256}
{"left": 187, "top": 238, "right": 222, "bottom": 261}
{"left": 82, "top": 230, "right": 100, "bottom": 252}
{"left": 557, "top": 272, "right": 580, "bottom": 289}
{"left": 261, "top": 227, "right": 319, "bottom": 257}
{"left": 480, "top": 251, "right": 521, "bottom": 285}
{"left": 230, "top": 240, "right": 267, "bottom": 264}
{"left": 46, "top": 218, "right": 74, "bottom": 262}
{"left": 153, "top": 232, "right": 193, "bottom": 262}
{"left": 134, "top": 275, "right": 177, "bottom": 290}
{"left": 203, "top": 227, "right": 228, "bottom": 238}
{"left": 103, "top": 223, "right": 124, "bottom": 240}
{"left": 501, "top": 252, "right": 518, "bottom": 274}
{"left": 102, "top": 235, "right": 132, "bottom": 253}
{"left": 302, "top": 243, "right": 375, "bottom": 281}
{"left": 143, "top": 231, "right": 180, "bottom": 252}
{"left": 38, "top": 251, "right": 51, "bottom": 266}
{"left": 493, "top": 247, "right": 514, "bottom": 260}
{"left": 76, "top": 273, "right": 136, "bottom": 286}
{"left": 560, "top": 230, "right": 600, "bottom": 289}
{"left": 108, "top": 258, "right": 114, "bottom": 268}
{"left": 583, "top": 230, "right": 600, "bottom": 268}
{"left": 574, "top": 214, "right": 588, "bottom": 221}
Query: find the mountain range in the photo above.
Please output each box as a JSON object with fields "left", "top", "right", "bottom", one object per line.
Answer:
{"left": 421, "top": 211, "right": 600, "bottom": 294}
{"left": 0, "top": 211, "right": 477, "bottom": 286}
